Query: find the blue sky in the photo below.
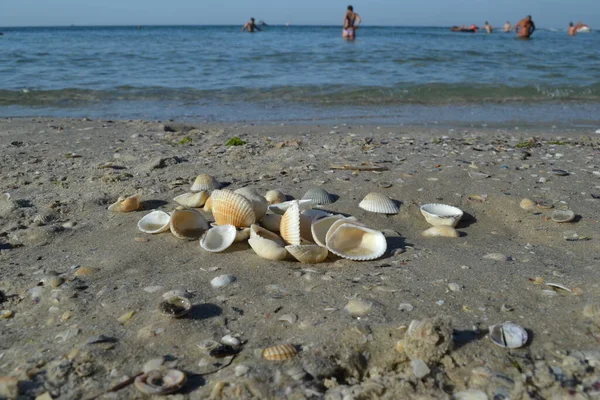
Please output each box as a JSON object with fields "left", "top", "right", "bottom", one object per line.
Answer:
{"left": 2, "top": 0, "right": 599, "bottom": 28}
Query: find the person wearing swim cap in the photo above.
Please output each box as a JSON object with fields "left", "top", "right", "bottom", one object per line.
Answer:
{"left": 515, "top": 15, "right": 536, "bottom": 38}
{"left": 343, "top": 6, "right": 361, "bottom": 39}
{"left": 242, "top": 18, "right": 261, "bottom": 32}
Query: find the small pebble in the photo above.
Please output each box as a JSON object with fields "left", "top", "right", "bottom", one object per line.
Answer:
{"left": 483, "top": 253, "right": 509, "bottom": 262}
{"left": 411, "top": 359, "right": 430, "bottom": 378}
{"left": 221, "top": 334, "right": 241, "bottom": 347}
{"left": 235, "top": 365, "right": 250, "bottom": 377}
{"left": 448, "top": 282, "right": 462, "bottom": 292}
{"left": 398, "top": 303, "right": 414, "bottom": 312}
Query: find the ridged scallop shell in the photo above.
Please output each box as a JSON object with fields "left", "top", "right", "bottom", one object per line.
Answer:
{"left": 173, "top": 191, "right": 209, "bottom": 208}
{"left": 420, "top": 203, "right": 463, "bottom": 227}
{"left": 262, "top": 344, "right": 298, "bottom": 361}
{"left": 234, "top": 187, "right": 268, "bottom": 221}
{"left": 200, "top": 224, "right": 237, "bottom": 252}
{"left": 551, "top": 209, "right": 575, "bottom": 223}
{"left": 489, "top": 322, "right": 528, "bottom": 349}
{"left": 421, "top": 226, "right": 460, "bottom": 238}
{"left": 108, "top": 194, "right": 141, "bottom": 212}
{"left": 170, "top": 208, "right": 209, "bottom": 239}
{"left": 191, "top": 174, "right": 220, "bottom": 192}
{"left": 248, "top": 225, "right": 287, "bottom": 261}
{"left": 324, "top": 217, "right": 362, "bottom": 246}
{"left": 134, "top": 369, "right": 187, "bottom": 396}
{"left": 286, "top": 244, "right": 328, "bottom": 264}
{"left": 302, "top": 188, "right": 334, "bottom": 205}
{"left": 359, "top": 193, "right": 399, "bottom": 214}
{"left": 260, "top": 213, "right": 282, "bottom": 232}
{"left": 268, "top": 199, "right": 313, "bottom": 216}
{"left": 265, "top": 189, "right": 286, "bottom": 205}
{"left": 280, "top": 201, "right": 302, "bottom": 245}
{"left": 137, "top": 211, "right": 171, "bottom": 234}
{"left": 211, "top": 190, "right": 256, "bottom": 228}
{"left": 311, "top": 214, "right": 345, "bottom": 247}
{"left": 203, "top": 196, "right": 212, "bottom": 212}
{"left": 326, "top": 223, "right": 387, "bottom": 261}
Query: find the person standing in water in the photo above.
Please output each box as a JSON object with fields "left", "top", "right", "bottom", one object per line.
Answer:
{"left": 568, "top": 22, "right": 577, "bottom": 36}
{"left": 343, "top": 5, "right": 361, "bottom": 39}
{"left": 515, "top": 15, "right": 535, "bottom": 38}
{"left": 241, "top": 18, "right": 261, "bottom": 32}
{"left": 504, "top": 21, "right": 512, "bottom": 32}
{"left": 484, "top": 21, "right": 493, "bottom": 34}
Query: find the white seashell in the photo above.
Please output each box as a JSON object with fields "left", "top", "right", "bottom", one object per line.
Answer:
{"left": 268, "top": 199, "right": 313, "bottom": 216}
{"left": 277, "top": 314, "right": 297, "bottom": 324}
{"left": 301, "top": 209, "right": 333, "bottom": 221}
{"left": 280, "top": 201, "right": 302, "bottom": 245}
{"left": 137, "top": 211, "right": 171, "bottom": 234}
{"left": 173, "top": 191, "right": 209, "bottom": 208}
{"left": 191, "top": 174, "right": 220, "bottom": 192}
{"left": 545, "top": 282, "right": 572, "bottom": 293}
{"left": 134, "top": 369, "right": 186, "bottom": 396}
{"left": 421, "top": 226, "right": 460, "bottom": 238}
{"left": 170, "top": 208, "right": 209, "bottom": 239}
{"left": 326, "top": 223, "right": 387, "bottom": 261}
{"left": 311, "top": 215, "right": 345, "bottom": 247}
{"left": 344, "top": 299, "right": 372, "bottom": 317}
{"left": 489, "top": 322, "right": 528, "bottom": 349}
{"left": 221, "top": 334, "right": 241, "bottom": 347}
{"left": 358, "top": 192, "right": 399, "bottom": 214}
{"left": 143, "top": 358, "right": 165, "bottom": 374}
{"left": 234, "top": 227, "right": 251, "bottom": 242}
{"left": 108, "top": 194, "right": 141, "bottom": 212}
{"left": 419, "top": 203, "right": 463, "bottom": 227}
{"left": 265, "top": 189, "right": 286, "bottom": 205}
{"left": 248, "top": 235, "right": 288, "bottom": 261}
{"left": 234, "top": 187, "right": 268, "bottom": 221}
{"left": 250, "top": 224, "right": 285, "bottom": 245}
{"left": 260, "top": 213, "right": 282, "bottom": 232}
{"left": 551, "top": 209, "right": 575, "bottom": 223}
{"left": 210, "top": 274, "right": 236, "bottom": 288}
{"left": 200, "top": 225, "right": 237, "bottom": 252}
{"left": 211, "top": 189, "right": 256, "bottom": 228}
{"left": 299, "top": 214, "right": 315, "bottom": 243}
{"left": 324, "top": 217, "right": 363, "bottom": 246}
{"left": 285, "top": 244, "right": 328, "bottom": 264}
{"left": 301, "top": 188, "right": 334, "bottom": 205}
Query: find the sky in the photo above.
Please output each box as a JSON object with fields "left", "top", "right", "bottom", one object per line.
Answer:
{"left": 2, "top": 0, "right": 599, "bottom": 28}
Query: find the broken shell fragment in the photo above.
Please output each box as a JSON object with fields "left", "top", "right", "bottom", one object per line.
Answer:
{"left": 191, "top": 174, "right": 220, "bottom": 192}
{"left": 285, "top": 244, "right": 328, "bottom": 264}
{"left": 211, "top": 189, "right": 256, "bottom": 228}
{"left": 488, "top": 322, "right": 528, "bottom": 349}
{"left": 170, "top": 208, "right": 209, "bottom": 239}
{"left": 419, "top": 203, "right": 463, "bottom": 227}
{"left": 359, "top": 192, "right": 399, "bottom": 214}
{"left": 200, "top": 224, "right": 237, "bottom": 252}
{"left": 421, "top": 226, "right": 460, "bottom": 238}
{"left": 268, "top": 199, "right": 313, "bottom": 216}
{"left": 520, "top": 198, "right": 536, "bottom": 210}
{"left": 234, "top": 187, "right": 269, "bottom": 221}
{"left": 159, "top": 295, "right": 192, "bottom": 318}
{"left": 302, "top": 188, "right": 335, "bottom": 205}
{"left": 137, "top": 211, "right": 171, "bottom": 234}
{"left": 134, "top": 369, "right": 187, "bottom": 396}
{"left": 551, "top": 209, "right": 575, "bottom": 223}
{"left": 262, "top": 344, "right": 298, "bottom": 361}
{"left": 108, "top": 194, "right": 141, "bottom": 212}
{"left": 326, "top": 223, "right": 387, "bottom": 261}
{"left": 265, "top": 189, "right": 286, "bottom": 205}
{"left": 173, "top": 191, "right": 209, "bottom": 208}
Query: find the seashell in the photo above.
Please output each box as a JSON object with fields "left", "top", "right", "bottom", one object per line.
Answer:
{"left": 173, "top": 191, "right": 209, "bottom": 208}
{"left": 234, "top": 187, "right": 269, "bottom": 221}
{"left": 170, "top": 208, "right": 209, "bottom": 239}
{"left": 301, "top": 209, "right": 333, "bottom": 221}
{"left": 248, "top": 230, "right": 288, "bottom": 261}
{"left": 137, "top": 211, "right": 171, "bottom": 234}
{"left": 234, "top": 227, "right": 251, "bottom": 242}
{"left": 285, "top": 244, "right": 328, "bottom": 264}
{"left": 108, "top": 194, "right": 141, "bottom": 212}
{"left": 551, "top": 209, "right": 575, "bottom": 223}
{"left": 268, "top": 199, "right": 313, "bottom": 216}
{"left": 324, "top": 217, "right": 363, "bottom": 246}
{"left": 489, "top": 322, "right": 528, "bottom": 349}
{"left": 419, "top": 203, "right": 463, "bottom": 227}
{"left": 159, "top": 295, "right": 192, "bottom": 318}
{"left": 203, "top": 195, "right": 212, "bottom": 212}
{"left": 211, "top": 189, "right": 256, "bottom": 228}
{"left": 265, "top": 189, "right": 286, "bottom": 205}
{"left": 134, "top": 369, "right": 186, "bottom": 396}
{"left": 344, "top": 299, "right": 372, "bottom": 317}
{"left": 299, "top": 214, "right": 315, "bottom": 243}
{"left": 520, "top": 198, "right": 536, "bottom": 210}
{"left": 280, "top": 201, "right": 302, "bottom": 245}
{"left": 326, "top": 223, "right": 387, "bottom": 261}
{"left": 162, "top": 290, "right": 192, "bottom": 300}
{"left": 200, "top": 225, "right": 237, "bottom": 252}
{"left": 143, "top": 358, "right": 165, "bottom": 374}
{"left": 260, "top": 213, "right": 282, "bottom": 232}
{"left": 311, "top": 215, "right": 345, "bottom": 247}
{"left": 221, "top": 334, "right": 241, "bottom": 348}
{"left": 359, "top": 192, "right": 399, "bottom": 214}
{"left": 301, "top": 188, "right": 334, "bottom": 205}
{"left": 191, "top": 174, "right": 220, "bottom": 192}
{"left": 250, "top": 224, "right": 285, "bottom": 245}
{"left": 483, "top": 253, "right": 509, "bottom": 262}
{"left": 262, "top": 344, "right": 298, "bottom": 361}
{"left": 545, "top": 282, "right": 572, "bottom": 293}
{"left": 210, "top": 274, "right": 236, "bottom": 288}
{"left": 421, "top": 226, "right": 460, "bottom": 238}
{"left": 277, "top": 313, "right": 297, "bottom": 324}
{"left": 536, "top": 201, "right": 553, "bottom": 210}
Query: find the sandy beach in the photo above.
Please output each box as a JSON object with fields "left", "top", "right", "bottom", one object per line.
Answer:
{"left": 1, "top": 117, "right": 599, "bottom": 399}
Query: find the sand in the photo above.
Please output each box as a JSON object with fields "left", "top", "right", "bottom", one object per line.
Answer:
{"left": 0, "top": 117, "right": 599, "bottom": 399}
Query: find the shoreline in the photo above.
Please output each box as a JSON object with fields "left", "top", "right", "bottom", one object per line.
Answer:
{"left": 0, "top": 117, "right": 599, "bottom": 399}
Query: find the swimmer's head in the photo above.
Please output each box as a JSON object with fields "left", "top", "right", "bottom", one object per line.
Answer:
{"left": 347, "top": 5, "right": 353, "bottom": 11}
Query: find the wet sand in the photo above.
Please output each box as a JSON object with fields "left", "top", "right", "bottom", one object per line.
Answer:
{"left": 0, "top": 118, "right": 599, "bottom": 399}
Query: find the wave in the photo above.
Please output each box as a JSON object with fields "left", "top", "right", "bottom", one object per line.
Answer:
{"left": 2, "top": 83, "right": 600, "bottom": 107}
